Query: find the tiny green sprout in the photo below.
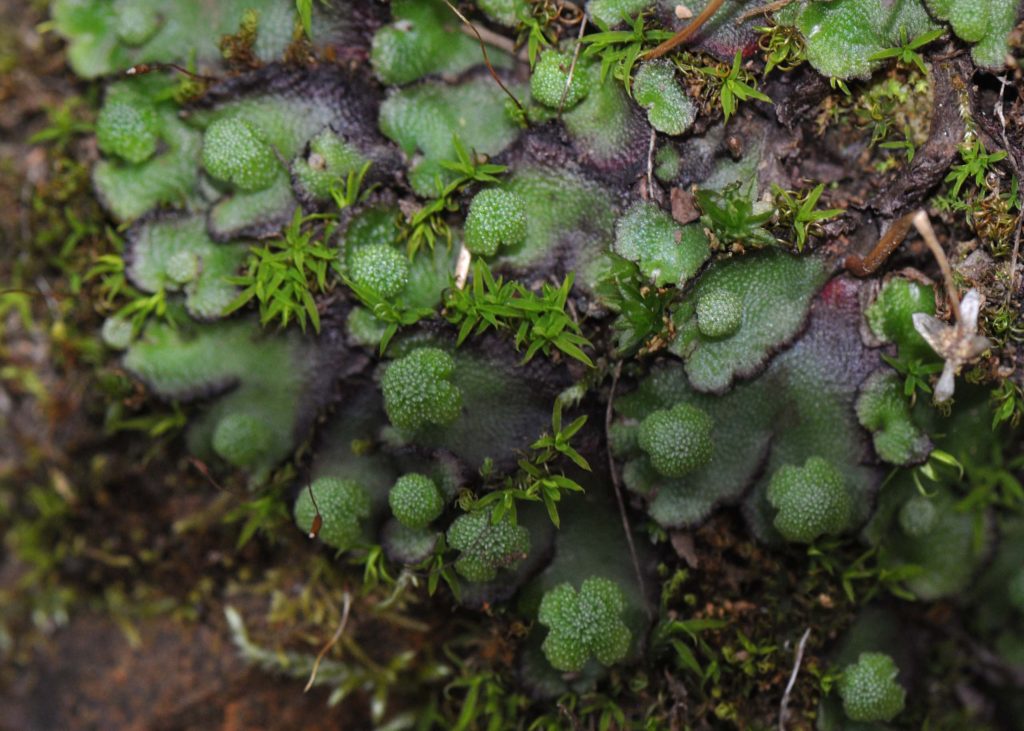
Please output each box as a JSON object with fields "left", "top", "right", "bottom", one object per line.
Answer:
{"left": 579, "top": 14, "right": 674, "bottom": 96}
{"left": 446, "top": 508, "right": 530, "bottom": 582}
{"left": 293, "top": 476, "right": 371, "bottom": 551}
{"left": 838, "top": 652, "right": 906, "bottom": 723}
{"left": 694, "top": 183, "right": 775, "bottom": 248}
{"left": 389, "top": 473, "right": 444, "bottom": 529}
{"left": 772, "top": 183, "right": 844, "bottom": 251}
{"left": 96, "top": 91, "right": 160, "bottom": 164}
{"left": 707, "top": 51, "right": 771, "bottom": 123}
{"left": 464, "top": 188, "right": 527, "bottom": 256}
{"left": 530, "top": 49, "right": 591, "bottom": 109}
{"left": 767, "top": 456, "right": 851, "bottom": 544}
{"left": 201, "top": 117, "right": 281, "bottom": 191}
{"left": 638, "top": 403, "right": 714, "bottom": 478}
{"left": 537, "top": 577, "right": 632, "bottom": 672}
{"left": 381, "top": 347, "right": 463, "bottom": 432}
{"left": 945, "top": 137, "right": 1009, "bottom": 198}
{"left": 348, "top": 243, "right": 409, "bottom": 299}
{"left": 868, "top": 27, "right": 945, "bottom": 75}
{"left": 226, "top": 209, "right": 338, "bottom": 333}
{"left": 756, "top": 22, "right": 806, "bottom": 74}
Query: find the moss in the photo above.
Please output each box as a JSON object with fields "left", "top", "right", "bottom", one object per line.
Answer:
{"left": 381, "top": 347, "right": 463, "bottom": 433}
{"left": 766, "top": 456, "right": 852, "bottom": 543}
{"left": 793, "top": 0, "right": 939, "bottom": 80}
{"left": 293, "top": 477, "right": 371, "bottom": 551}
{"left": 638, "top": 403, "right": 714, "bottom": 478}
{"left": 586, "top": 0, "right": 655, "bottom": 26}
{"left": 291, "top": 129, "right": 368, "bottom": 203}
{"left": 201, "top": 117, "right": 281, "bottom": 192}
{"left": 370, "top": 0, "right": 502, "bottom": 85}
{"left": 897, "top": 495, "right": 937, "bottom": 537}
{"left": 348, "top": 243, "right": 410, "bottom": 299}
{"left": 865, "top": 277, "right": 937, "bottom": 361}
{"left": 447, "top": 509, "right": 531, "bottom": 582}
{"left": 379, "top": 77, "right": 523, "bottom": 197}
{"left": 388, "top": 473, "right": 444, "bottom": 529}
{"left": 537, "top": 577, "right": 632, "bottom": 672}
{"left": 695, "top": 287, "right": 742, "bottom": 339}
{"left": 477, "top": 0, "right": 529, "bottom": 26}
{"left": 855, "top": 369, "right": 932, "bottom": 466}
{"left": 669, "top": 251, "right": 828, "bottom": 394}
{"left": 464, "top": 189, "right": 527, "bottom": 257}
{"left": 93, "top": 79, "right": 203, "bottom": 222}
{"left": 96, "top": 90, "right": 159, "bottom": 164}
{"left": 633, "top": 60, "right": 695, "bottom": 136}
{"left": 381, "top": 520, "right": 439, "bottom": 564}
{"left": 125, "top": 214, "right": 246, "bottom": 319}
{"left": 613, "top": 202, "right": 711, "bottom": 287}
{"left": 838, "top": 652, "right": 906, "bottom": 723}
{"left": 123, "top": 317, "right": 327, "bottom": 483}
{"left": 531, "top": 50, "right": 591, "bottom": 110}
{"left": 654, "top": 143, "right": 681, "bottom": 182}
{"left": 101, "top": 316, "right": 134, "bottom": 350}
{"left": 925, "top": 0, "right": 1018, "bottom": 67}
{"left": 51, "top": 0, "right": 302, "bottom": 78}
{"left": 211, "top": 412, "right": 274, "bottom": 471}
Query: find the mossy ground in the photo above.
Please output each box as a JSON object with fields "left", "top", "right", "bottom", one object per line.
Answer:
{"left": 2, "top": 1, "right": 1024, "bottom": 729}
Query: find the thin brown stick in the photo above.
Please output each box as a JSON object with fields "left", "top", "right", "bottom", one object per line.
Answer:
{"left": 778, "top": 628, "right": 811, "bottom": 731}
{"left": 912, "top": 210, "right": 962, "bottom": 324}
{"left": 605, "top": 361, "right": 651, "bottom": 618}
{"left": 126, "top": 62, "right": 218, "bottom": 82}
{"left": 994, "top": 76, "right": 1023, "bottom": 306}
{"left": 642, "top": 0, "right": 726, "bottom": 60}
{"left": 444, "top": 0, "right": 525, "bottom": 113}
{"left": 738, "top": 0, "right": 797, "bottom": 23}
{"left": 305, "top": 481, "right": 323, "bottom": 539}
{"left": 844, "top": 211, "right": 917, "bottom": 277}
{"left": 558, "top": 15, "right": 588, "bottom": 116}
{"left": 304, "top": 591, "right": 353, "bottom": 692}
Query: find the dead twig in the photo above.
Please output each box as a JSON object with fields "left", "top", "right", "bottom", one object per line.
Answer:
{"left": 304, "top": 591, "right": 353, "bottom": 692}
{"left": 606, "top": 361, "right": 651, "bottom": 618}
{"left": 912, "top": 210, "right": 961, "bottom": 324}
{"left": 558, "top": 14, "right": 588, "bottom": 116}
{"left": 844, "top": 211, "right": 917, "bottom": 277}
{"left": 778, "top": 628, "right": 811, "bottom": 731}
{"left": 643, "top": 0, "right": 725, "bottom": 60}
{"left": 994, "top": 76, "right": 1023, "bottom": 305}
{"left": 444, "top": 0, "right": 525, "bottom": 113}
{"left": 738, "top": 0, "right": 797, "bottom": 23}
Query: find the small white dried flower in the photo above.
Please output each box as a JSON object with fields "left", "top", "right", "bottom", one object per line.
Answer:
{"left": 912, "top": 288, "right": 991, "bottom": 403}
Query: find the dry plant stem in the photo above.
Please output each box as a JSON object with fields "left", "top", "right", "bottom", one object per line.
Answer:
{"left": 912, "top": 210, "right": 962, "bottom": 323}
{"left": 646, "top": 128, "right": 657, "bottom": 198}
{"left": 558, "top": 15, "right": 588, "bottom": 116}
{"left": 304, "top": 591, "right": 353, "bottom": 692}
{"left": 454, "top": 243, "right": 472, "bottom": 289}
{"left": 606, "top": 361, "right": 651, "bottom": 618}
{"left": 844, "top": 211, "right": 917, "bottom": 277}
{"left": 643, "top": 0, "right": 725, "bottom": 60}
{"left": 445, "top": 0, "right": 525, "bottom": 113}
{"left": 738, "top": 0, "right": 797, "bottom": 23}
{"left": 995, "top": 76, "right": 1023, "bottom": 305}
{"left": 778, "top": 628, "right": 811, "bottom": 731}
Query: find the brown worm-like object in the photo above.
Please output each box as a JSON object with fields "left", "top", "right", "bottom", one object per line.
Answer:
{"left": 642, "top": 0, "right": 726, "bottom": 60}
{"left": 844, "top": 212, "right": 917, "bottom": 277}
